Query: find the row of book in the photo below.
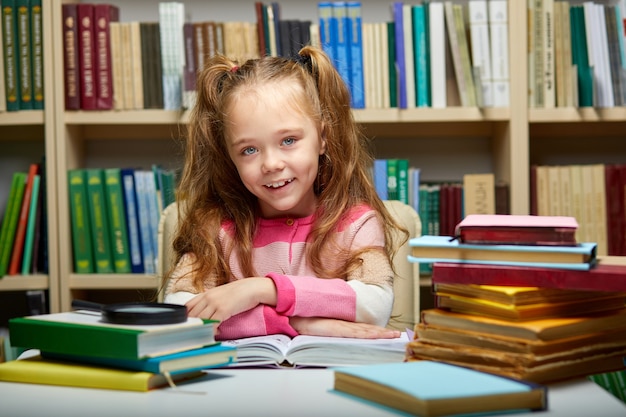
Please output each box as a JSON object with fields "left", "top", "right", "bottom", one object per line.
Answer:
{"left": 407, "top": 214, "right": 626, "bottom": 388}
{"left": 0, "top": 0, "right": 44, "bottom": 111}
{"left": 529, "top": 0, "right": 626, "bottom": 108}
{"left": 0, "top": 162, "right": 48, "bottom": 277}
{"left": 530, "top": 163, "right": 626, "bottom": 257}
{"left": 67, "top": 166, "right": 176, "bottom": 275}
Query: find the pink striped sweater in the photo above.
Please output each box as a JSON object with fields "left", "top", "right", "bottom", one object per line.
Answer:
{"left": 164, "top": 205, "right": 394, "bottom": 340}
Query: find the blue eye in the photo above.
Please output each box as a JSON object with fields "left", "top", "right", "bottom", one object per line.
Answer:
{"left": 283, "top": 137, "right": 296, "bottom": 146}
{"left": 242, "top": 147, "right": 257, "bottom": 155}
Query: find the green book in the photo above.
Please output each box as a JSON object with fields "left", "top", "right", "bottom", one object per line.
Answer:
{"left": 1, "top": 0, "right": 20, "bottom": 111}
{"left": 20, "top": 174, "right": 39, "bottom": 275}
{"left": 387, "top": 21, "right": 397, "bottom": 108}
{"left": 29, "top": 0, "right": 43, "bottom": 109}
{"left": 397, "top": 159, "right": 409, "bottom": 204}
{"left": 8, "top": 311, "right": 217, "bottom": 360}
{"left": 386, "top": 158, "right": 399, "bottom": 200}
{"left": 103, "top": 168, "right": 131, "bottom": 273}
{"left": 0, "top": 172, "right": 26, "bottom": 276}
{"left": 85, "top": 168, "right": 114, "bottom": 273}
{"left": 15, "top": 0, "right": 32, "bottom": 109}
{"left": 68, "top": 169, "right": 94, "bottom": 273}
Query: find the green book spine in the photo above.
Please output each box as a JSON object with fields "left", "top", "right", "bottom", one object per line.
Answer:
{"left": 15, "top": 0, "right": 31, "bottom": 109}
{"left": 85, "top": 168, "right": 114, "bottom": 273}
{"left": 68, "top": 169, "right": 94, "bottom": 274}
{"left": 0, "top": 172, "right": 26, "bottom": 276}
{"left": 20, "top": 174, "right": 39, "bottom": 275}
{"left": 104, "top": 168, "right": 131, "bottom": 273}
{"left": 29, "top": 0, "right": 43, "bottom": 109}
{"left": 386, "top": 159, "right": 399, "bottom": 200}
{"left": 397, "top": 159, "right": 409, "bottom": 204}
{"left": 1, "top": 0, "right": 20, "bottom": 111}
{"left": 387, "top": 21, "right": 397, "bottom": 108}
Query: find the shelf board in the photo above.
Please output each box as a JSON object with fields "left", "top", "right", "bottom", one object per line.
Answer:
{"left": 69, "top": 274, "right": 161, "bottom": 289}
{"left": 0, "top": 111, "right": 44, "bottom": 126}
{"left": 65, "top": 110, "right": 186, "bottom": 125}
{"left": 530, "top": 107, "right": 626, "bottom": 122}
{"left": 0, "top": 275, "right": 49, "bottom": 291}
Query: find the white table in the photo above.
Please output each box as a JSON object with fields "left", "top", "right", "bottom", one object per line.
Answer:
{"left": 1, "top": 368, "right": 625, "bottom": 417}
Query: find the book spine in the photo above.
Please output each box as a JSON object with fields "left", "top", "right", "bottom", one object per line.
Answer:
{"left": 488, "top": 0, "right": 510, "bottom": 107}
{"left": 182, "top": 21, "right": 197, "bottom": 110}
{"left": 16, "top": 0, "right": 31, "bottom": 109}
{"left": 392, "top": 2, "right": 406, "bottom": 108}
{"left": 2, "top": 0, "right": 20, "bottom": 110}
{"left": 93, "top": 4, "right": 118, "bottom": 110}
{"left": 412, "top": 4, "right": 429, "bottom": 108}
{"left": 373, "top": 159, "right": 388, "bottom": 200}
{"left": 67, "top": 169, "right": 94, "bottom": 273}
{"left": 120, "top": 22, "right": 133, "bottom": 110}
{"left": 139, "top": 22, "right": 152, "bottom": 109}
{"left": 61, "top": 4, "right": 80, "bottom": 109}
{"left": 76, "top": 3, "right": 96, "bottom": 110}
{"left": 20, "top": 174, "right": 40, "bottom": 275}
{"left": 129, "top": 21, "right": 143, "bottom": 110}
{"left": 29, "top": 160, "right": 45, "bottom": 273}
{"left": 104, "top": 168, "right": 131, "bottom": 274}
{"left": 120, "top": 169, "right": 144, "bottom": 273}
{"left": 429, "top": 2, "right": 446, "bottom": 108}
{"left": 0, "top": 172, "right": 26, "bottom": 276}
{"left": 462, "top": 173, "right": 496, "bottom": 215}
{"left": 469, "top": 0, "right": 493, "bottom": 107}
{"left": 143, "top": 171, "right": 160, "bottom": 274}
{"left": 109, "top": 21, "right": 123, "bottom": 110}
{"left": 8, "top": 163, "right": 38, "bottom": 275}
{"left": 159, "top": 2, "right": 185, "bottom": 110}
{"left": 85, "top": 169, "right": 114, "bottom": 273}
{"left": 347, "top": 2, "right": 364, "bottom": 108}
{"left": 318, "top": 2, "right": 334, "bottom": 64}
{"left": 386, "top": 159, "right": 399, "bottom": 201}
{"left": 29, "top": 0, "right": 42, "bottom": 109}
{"left": 386, "top": 21, "right": 397, "bottom": 108}
{"left": 133, "top": 170, "right": 155, "bottom": 274}
{"left": 397, "top": 159, "right": 409, "bottom": 204}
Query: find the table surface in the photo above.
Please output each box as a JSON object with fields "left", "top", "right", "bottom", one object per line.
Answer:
{"left": 1, "top": 367, "right": 625, "bottom": 417}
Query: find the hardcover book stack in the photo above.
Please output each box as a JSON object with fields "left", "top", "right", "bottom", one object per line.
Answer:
{"left": 0, "top": 310, "right": 235, "bottom": 391}
{"left": 407, "top": 214, "right": 626, "bottom": 384}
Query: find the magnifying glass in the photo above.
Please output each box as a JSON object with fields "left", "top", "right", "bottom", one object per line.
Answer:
{"left": 71, "top": 300, "right": 188, "bottom": 325}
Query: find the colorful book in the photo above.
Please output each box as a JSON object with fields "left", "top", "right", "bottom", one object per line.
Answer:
{"left": 61, "top": 3, "right": 80, "bottom": 109}
{"left": 8, "top": 163, "right": 38, "bottom": 275}
{"left": 103, "top": 168, "right": 131, "bottom": 273}
{"left": 16, "top": 0, "right": 32, "bottom": 109}
{"left": 29, "top": 0, "right": 43, "bottom": 109}
{"left": 120, "top": 168, "right": 144, "bottom": 273}
{"left": 1, "top": 0, "right": 19, "bottom": 111}
{"left": 67, "top": 169, "right": 94, "bottom": 274}
{"left": 431, "top": 258, "right": 626, "bottom": 292}
{"left": 85, "top": 168, "right": 114, "bottom": 273}
{"left": 93, "top": 4, "right": 119, "bottom": 109}
{"left": 333, "top": 361, "right": 547, "bottom": 417}
{"left": 0, "top": 355, "right": 204, "bottom": 392}
{"left": 0, "top": 172, "right": 26, "bottom": 276}
{"left": 455, "top": 214, "right": 578, "bottom": 246}
{"left": 9, "top": 310, "right": 217, "bottom": 360}
{"left": 409, "top": 235, "right": 596, "bottom": 270}
{"left": 42, "top": 343, "right": 237, "bottom": 374}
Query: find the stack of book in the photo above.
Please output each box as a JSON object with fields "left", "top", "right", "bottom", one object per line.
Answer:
{"left": 0, "top": 310, "right": 236, "bottom": 391}
{"left": 407, "top": 214, "right": 626, "bottom": 384}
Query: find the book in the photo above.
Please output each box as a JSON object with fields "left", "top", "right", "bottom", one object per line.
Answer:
{"left": 41, "top": 343, "right": 237, "bottom": 374}
{"left": 76, "top": 3, "right": 96, "bottom": 110}
{"left": 409, "top": 235, "right": 596, "bottom": 270}
{"left": 347, "top": 1, "right": 364, "bottom": 109}
{"left": 462, "top": 173, "right": 495, "bottom": 215}
{"left": 469, "top": 0, "right": 493, "bottom": 107}
{"left": 333, "top": 361, "right": 547, "bottom": 417}
{"left": 16, "top": 0, "right": 32, "bottom": 109}
{"left": 9, "top": 310, "right": 217, "bottom": 360}
{"left": 431, "top": 257, "right": 626, "bottom": 292}
{"left": 29, "top": 0, "right": 43, "bottom": 109}
{"left": 488, "top": 0, "right": 509, "bottom": 107}
{"left": 0, "top": 355, "right": 204, "bottom": 392}
{"left": 20, "top": 173, "right": 40, "bottom": 275}
{"left": 8, "top": 163, "right": 38, "bottom": 275}
{"left": 221, "top": 332, "right": 409, "bottom": 368}
{"left": 61, "top": 3, "right": 79, "bottom": 109}
{"left": 120, "top": 168, "right": 144, "bottom": 273}
{"left": 133, "top": 170, "right": 156, "bottom": 274}
{"left": 103, "top": 168, "right": 131, "bottom": 273}
{"left": 1, "top": 0, "right": 19, "bottom": 111}
{"left": 85, "top": 168, "right": 114, "bottom": 273}
{"left": 93, "top": 4, "right": 119, "bottom": 110}
{"left": 0, "top": 172, "right": 26, "bottom": 276}
{"left": 429, "top": 1, "right": 446, "bottom": 108}
{"left": 455, "top": 213, "right": 578, "bottom": 245}
{"left": 0, "top": 2, "right": 5, "bottom": 112}
{"left": 67, "top": 169, "right": 94, "bottom": 274}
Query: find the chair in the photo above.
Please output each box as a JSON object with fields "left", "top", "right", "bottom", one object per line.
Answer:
{"left": 157, "top": 200, "right": 421, "bottom": 332}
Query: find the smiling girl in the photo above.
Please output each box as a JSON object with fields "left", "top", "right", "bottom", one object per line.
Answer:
{"left": 162, "top": 46, "right": 408, "bottom": 340}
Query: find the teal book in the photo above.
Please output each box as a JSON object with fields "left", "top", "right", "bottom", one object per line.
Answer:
{"left": 41, "top": 343, "right": 237, "bottom": 375}
{"left": 20, "top": 174, "right": 40, "bottom": 274}
{"left": 333, "top": 361, "right": 547, "bottom": 417}
{"left": 412, "top": 4, "right": 429, "bottom": 107}
{"left": 387, "top": 21, "right": 397, "bottom": 108}
{"left": 408, "top": 235, "right": 597, "bottom": 270}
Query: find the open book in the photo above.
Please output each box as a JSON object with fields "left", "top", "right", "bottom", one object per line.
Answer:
{"left": 221, "top": 332, "right": 410, "bottom": 368}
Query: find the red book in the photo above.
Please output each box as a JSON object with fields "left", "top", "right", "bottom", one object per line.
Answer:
{"left": 455, "top": 214, "right": 578, "bottom": 246}
{"left": 62, "top": 4, "right": 80, "bottom": 110}
{"left": 77, "top": 3, "right": 96, "bottom": 110}
{"left": 93, "top": 4, "right": 119, "bottom": 109}
{"left": 431, "top": 259, "right": 626, "bottom": 292}
{"left": 8, "top": 164, "right": 39, "bottom": 275}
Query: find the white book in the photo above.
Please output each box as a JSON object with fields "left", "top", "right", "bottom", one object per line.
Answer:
{"left": 159, "top": 2, "right": 185, "bottom": 110}
{"left": 362, "top": 22, "right": 374, "bottom": 108}
{"left": 403, "top": 4, "right": 416, "bottom": 108}
{"left": 595, "top": 4, "right": 614, "bottom": 107}
{"left": 221, "top": 332, "right": 410, "bottom": 368}
{"left": 109, "top": 22, "right": 124, "bottom": 110}
{"left": 130, "top": 21, "right": 144, "bottom": 110}
{"left": 379, "top": 22, "right": 390, "bottom": 108}
{"left": 429, "top": 2, "right": 446, "bottom": 108}
{"left": 542, "top": 0, "right": 555, "bottom": 108}
{"left": 469, "top": 0, "right": 493, "bottom": 107}
{"left": 489, "top": 0, "right": 510, "bottom": 107}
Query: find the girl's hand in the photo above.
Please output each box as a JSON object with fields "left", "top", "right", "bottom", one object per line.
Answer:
{"left": 289, "top": 317, "right": 402, "bottom": 339}
{"left": 185, "top": 277, "right": 277, "bottom": 322}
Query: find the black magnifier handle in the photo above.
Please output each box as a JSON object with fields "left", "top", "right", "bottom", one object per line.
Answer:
{"left": 72, "top": 299, "right": 105, "bottom": 312}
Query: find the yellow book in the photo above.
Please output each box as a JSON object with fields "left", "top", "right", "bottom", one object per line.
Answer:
{"left": 0, "top": 355, "right": 203, "bottom": 392}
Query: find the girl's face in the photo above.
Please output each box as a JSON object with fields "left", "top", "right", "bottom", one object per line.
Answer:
{"left": 226, "top": 82, "right": 326, "bottom": 219}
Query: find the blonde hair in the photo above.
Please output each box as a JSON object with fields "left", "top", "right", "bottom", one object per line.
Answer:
{"left": 167, "top": 45, "right": 408, "bottom": 290}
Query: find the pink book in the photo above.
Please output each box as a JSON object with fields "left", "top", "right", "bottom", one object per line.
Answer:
{"left": 455, "top": 214, "right": 579, "bottom": 246}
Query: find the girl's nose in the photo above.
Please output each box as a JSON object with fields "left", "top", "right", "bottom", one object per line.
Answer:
{"left": 262, "top": 150, "right": 285, "bottom": 172}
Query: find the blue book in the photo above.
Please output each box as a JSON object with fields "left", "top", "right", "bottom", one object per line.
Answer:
{"left": 331, "top": 2, "right": 351, "bottom": 91}
{"left": 347, "top": 2, "right": 364, "bottom": 108}
{"left": 408, "top": 235, "right": 597, "bottom": 270}
{"left": 133, "top": 170, "right": 156, "bottom": 274}
{"left": 318, "top": 2, "right": 335, "bottom": 64}
{"left": 333, "top": 361, "right": 547, "bottom": 416}
{"left": 373, "top": 159, "right": 388, "bottom": 200}
{"left": 392, "top": 2, "right": 407, "bottom": 108}
{"left": 41, "top": 344, "right": 237, "bottom": 375}
{"left": 120, "top": 168, "right": 144, "bottom": 273}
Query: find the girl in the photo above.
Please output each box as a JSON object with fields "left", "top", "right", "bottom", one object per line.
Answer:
{"left": 163, "top": 46, "right": 408, "bottom": 340}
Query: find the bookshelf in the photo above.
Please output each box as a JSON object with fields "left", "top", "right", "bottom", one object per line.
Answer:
{"left": 5, "top": 0, "right": 624, "bottom": 317}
